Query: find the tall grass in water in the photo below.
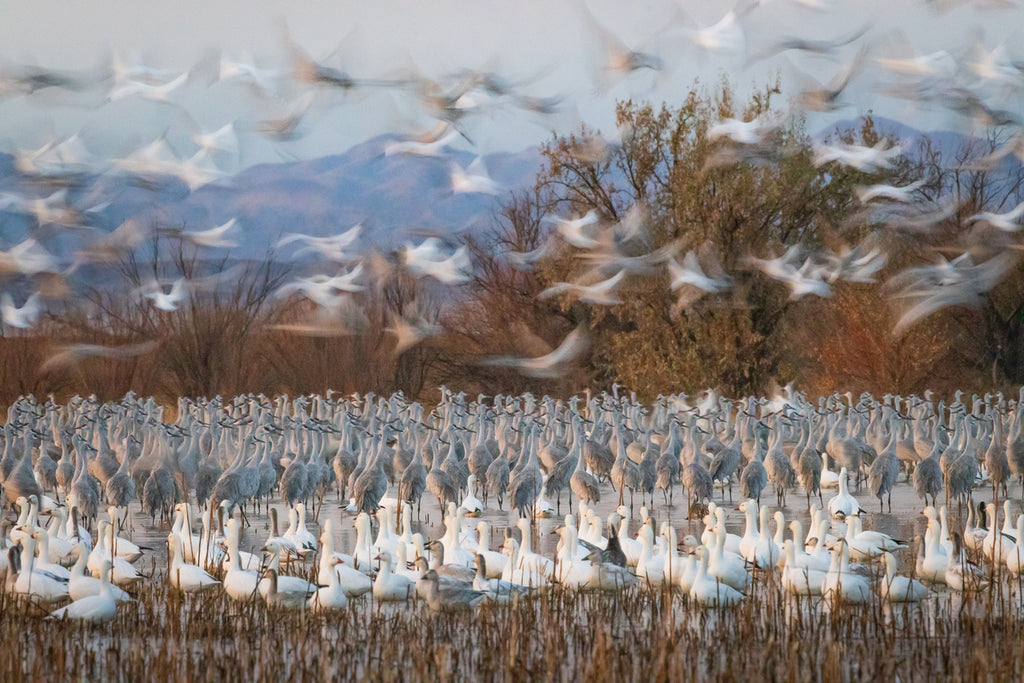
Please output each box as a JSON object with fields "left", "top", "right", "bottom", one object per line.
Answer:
{"left": 1, "top": 577, "right": 1022, "bottom": 681}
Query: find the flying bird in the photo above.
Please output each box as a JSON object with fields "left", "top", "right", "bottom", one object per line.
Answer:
{"left": 178, "top": 219, "right": 241, "bottom": 248}
{"left": 1, "top": 292, "right": 42, "bottom": 329}
{"left": 40, "top": 341, "right": 159, "bottom": 372}
{"left": 539, "top": 269, "right": 626, "bottom": 305}
{"left": 965, "top": 201, "right": 1024, "bottom": 232}
{"left": 482, "top": 325, "right": 588, "bottom": 378}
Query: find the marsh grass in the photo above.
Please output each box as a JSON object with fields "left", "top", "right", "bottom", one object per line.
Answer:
{"left": 2, "top": 568, "right": 1022, "bottom": 682}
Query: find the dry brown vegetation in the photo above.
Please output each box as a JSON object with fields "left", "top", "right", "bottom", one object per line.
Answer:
{"left": 1, "top": 81, "right": 1022, "bottom": 409}
{"left": 1, "top": 576, "right": 1022, "bottom": 681}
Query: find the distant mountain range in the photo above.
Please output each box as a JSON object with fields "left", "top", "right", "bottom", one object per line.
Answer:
{"left": 0, "top": 116, "right": 988, "bottom": 261}
{"left": 0, "top": 134, "right": 546, "bottom": 260}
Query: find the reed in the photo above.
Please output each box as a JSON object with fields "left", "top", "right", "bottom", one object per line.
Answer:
{"left": 1, "top": 574, "right": 1022, "bottom": 681}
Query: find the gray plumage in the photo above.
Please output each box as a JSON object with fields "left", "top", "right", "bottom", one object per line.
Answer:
{"left": 708, "top": 444, "right": 741, "bottom": 500}
{"left": 417, "top": 569, "right": 483, "bottom": 612}
{"left": 739, "top": 458, "right": 767, "bottom": 505}
{"left": 332, "top": 446, "right": 357, "bottom": 502}
{"left": 868, "top": 451, "right": 900, "bottom": 512}
{"left": 797, "top": 445, "right": 822, "bottom": 508}
{"left": 3, "top": 432, "right": 40, "bottom": 503}
{"left": 913, "top": 441, "right": 943, "bottom": 507}
{"left": 104, "top": 451, "right": 136, "bottom": 510}
{"left": 34, "top": 449, "right": 58, "bottom": 493}
{"left": 655, "top": 447, "right": 679, "bottom": 505}
{"left": 279, "top": 450, "right": 309, "bottom": 508}
{"left": 583, "top": 438, "right": 614, "bottom": 481}
{"left": 485, "top": 455, "right": 510, "bottom": 509}
{"left": 398, "top": 440, "right": 427, "bottom": 515}
{"left": 353, "top": 445, "right": 387, "bottom": 514}
{"left": 194, "top": 454, "right": 222, "bottom": 508}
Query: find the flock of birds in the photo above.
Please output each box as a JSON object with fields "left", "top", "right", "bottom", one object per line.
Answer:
{"left": 0, "top": 383, "right": 1023, "bottom": 621}
{"left": 1, "top": 3, "right": 1024, "bottom": 362}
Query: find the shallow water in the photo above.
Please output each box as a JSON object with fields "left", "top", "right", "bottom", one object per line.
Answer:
{"left": 109, "top": 471, "right": 1012, "bottom": 579}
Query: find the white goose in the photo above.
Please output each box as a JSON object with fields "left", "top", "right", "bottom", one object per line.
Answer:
{"left": 309, "top": 557, "right": 349, "bottom": 612}
{"left": 982, "top": 503, "right": 1016, "bottom": 566}
{"left": 13, "top": 535, "right": 69, "bottom": 604}
{"left": 788, "top": 521, "right": 830, "bottom": 572}
{"left": 634, "top": 525, "right": 666, "bottom": 585}
{"left": 819, "top": 454, "right": 840, "bottom": 489}
{"left": 780, "top": 540, "right": 825, "bottom": 596}
{"left": 944, "top": 533, "right": 987, "bottom": 592}
{"left": 511, "top": 518, "right": 554, "bottom": 580}
{"left": 690, "top": 546, "right": 744, "bottom": 606}
{"left": 474, "top": 553, "right": 529, "bottom": 601}
{"left": 708, "top": 526, "right": 750, "bottom": 591}
{"left": 372, "top": 551, "right": 414, "bottom": 602}
{"left": 69, "top": 543, "right": 131, "bottom": 603}
{"left": 737, "top": 500, "right": 760, "bottom": 564}
{"left": 473, "top": 521, "right": 507, "bottom": 578}
{"left": 822, "top": 540, "right": 870, "bottom": 604}
{"left": 318, "top": 519, "right": 372, "bottom": 596}
{"left": 283, "top": 504, "right": 317, "bottom": 557}
{"left": 615, "top": 516, "right": 642, "bottom": 567}
{"left": 844, "top": 516, "right": 906, "bottom": 560}
{"left": 89, "top": 521, "right": 143, "bottom": 586}
{"left": 1006, "top": 516, "right": 1024, "bottom": 576}
{"left": 915, "top": 529, "right": 949, "bottom": 584}
{"left": 260, "top": 540, "right": 317, "bottom": 605}
{"left": 30, "top": 529, "right": 71, "bottom": 580}
{"left": 48, "top": 560, "right": 116, "bottom": 623}
{"left": 826, "top": 468, "right": 864, "bottom": 519}
{"left": 459, "top": 475, "right": 484, "bottom": 517}
{"left": 167, "top": 534, "right": 221, "bottom": 594}
{"left": 43, "top": 507, "right": 76, "bottom": 566}
{"left": 963, "top": 503, "right": 988, "bottom": 553}
{"left": 105, "top": 506, "right": 145, "bottom": 563}
{"left": 879, "top": 551, "right": 930, "bottom": 603}
{"left": 223, "top": 519, "right": 259, "bottom": 602}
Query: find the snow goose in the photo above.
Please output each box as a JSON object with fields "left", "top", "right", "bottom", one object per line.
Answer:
{"left": 472, "top": 521, "right": 507, "bottom": 578}
{"left": 844, "top": 516, "right": 906, "bottom": 561}
{"left": 879, "top": 552, "right": 930, "bottom": 602}
{"left": 982, "top": 503, "right": 1015, "bottom": 565}
{"left": 914, "top": 530, "right": 948, "bottom": 584}
{"left": 89, "top": 521, "right": 143, "bottom": 586}
{"left": 48, "top": 560, "right": 116, "bottom": 623}
{"left": 634, "top": 525, "right": 666, "bottom": 585}
{"left": 259, "top": 540, "right": 317, "bottom": 604}
{"left": 780, "top": 540, "right": 825, "bottom": 596}
{"left": 283, "top": 504, "right": 317, "bottom": 557}
{"left": 309, "top": 557, "right": 349, "bottom": 612}
{"left": 372, "top": 551, "right": 414, "bottom": 602}
{"left": 167, "top": 534, "right": 221, "bottom": 594}
{"left": 690, "top": 547, "right": 744, "bottom": 606}
{"left": 222, "top": 519, "right": 259, "bottom": 602}
{"left": 318, "top": 519, "right": 372, "bottom": 596}
{"left": 68, "top": 543, "right": 131, "bottom": 603}
{"left": 945, "top": 532, "right": 987, "bottom": 591}
{"left": 788, "top": 521, "right": 830, "bottom": 572}
{"left": 13, "top": 535, "right": 69, "bottom": 604}
{"left": 822, "top": 540, "right": 871, "bottom": 604}
{"left": 459, "top": 475, "right": 484, "bottom": 517}
{"left": 473, "top": 554, "right": 528, "bottom": 602}
{"left": 826, "top": 468, "right": 864, "bottom": 519}
{"left": 261, "top": 569, "right": 308, "bottom": 610}
{"left": 1006, "top": 516, "right": 1024, "bottom": 575}
{"left": 708, "top": 526, "right": 750, "bottom": 591}
{"left": 29, "top": 529, "right": 70, "bottom": 580}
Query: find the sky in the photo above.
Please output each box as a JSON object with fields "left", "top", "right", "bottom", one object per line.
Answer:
{"left": 0, "top": 0, "right": 1022, "bottom": 167}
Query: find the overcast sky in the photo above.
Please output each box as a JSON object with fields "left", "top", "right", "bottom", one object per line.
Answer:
{"left": 1, "top": 0, "right": 1022, "bottom": 166}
